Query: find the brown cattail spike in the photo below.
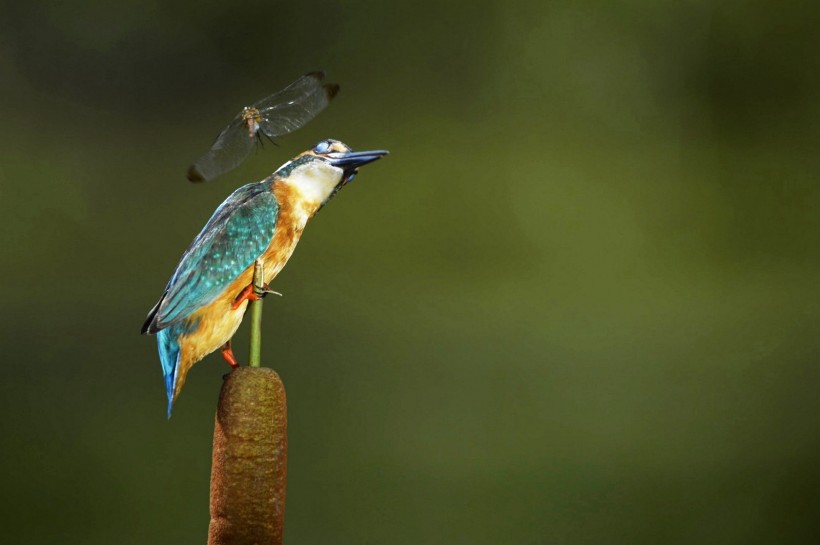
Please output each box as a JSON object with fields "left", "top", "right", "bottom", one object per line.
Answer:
{"left": 208, "top": 367, "right": 288, "bottom": 545}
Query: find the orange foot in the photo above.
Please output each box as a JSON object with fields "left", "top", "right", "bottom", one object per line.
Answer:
{"left": 231, "top": 283, "right": 281, "bottom": 310}
{"left": 231, "top": 284, "right": 264, "bottom": 310}
{"left": 221, "top": 341, "right": 239, "bottom": 369}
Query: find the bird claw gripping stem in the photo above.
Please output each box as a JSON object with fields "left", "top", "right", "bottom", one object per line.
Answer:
{"left": 231, "top": 284, "right": 282, "bottom": 310}
{"left": 255, "top": 286, "right": 283, "bottom": 298}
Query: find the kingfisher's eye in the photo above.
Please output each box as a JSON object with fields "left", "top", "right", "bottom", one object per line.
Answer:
{"left": 314, "top": 140, "right": 332, "bottom": 154}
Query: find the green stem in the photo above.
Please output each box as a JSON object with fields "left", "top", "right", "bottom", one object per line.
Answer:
{"left": 248, "top": 259, "right": 264, "bottom": 368}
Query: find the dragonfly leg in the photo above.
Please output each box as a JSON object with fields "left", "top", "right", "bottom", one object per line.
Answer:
{"left": 260, "top": 130, "right": 278, "bottom": 147}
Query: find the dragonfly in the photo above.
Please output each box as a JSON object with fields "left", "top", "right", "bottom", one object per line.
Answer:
{"left": 187, "top": 71, "right": 340, "bottom": 183}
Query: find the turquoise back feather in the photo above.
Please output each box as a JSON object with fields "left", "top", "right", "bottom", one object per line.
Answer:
{"left": 152, "top": 180, "right": 279, "bottom": 330}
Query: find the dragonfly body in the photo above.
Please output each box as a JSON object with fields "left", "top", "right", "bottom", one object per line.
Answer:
{"left": 242, "top": 107, "right": 262, "bottom": 138}
{"left": 144, "top": 140, "right": 387, "bottom": 417}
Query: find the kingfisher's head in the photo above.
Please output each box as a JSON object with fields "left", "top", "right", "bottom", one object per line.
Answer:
{"left": 274, "top": 139, "right": 388, "bottom": 210}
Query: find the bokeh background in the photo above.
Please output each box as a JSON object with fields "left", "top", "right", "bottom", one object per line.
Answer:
{"left": 2, "top": 1, "right": 819, "bottom": 543}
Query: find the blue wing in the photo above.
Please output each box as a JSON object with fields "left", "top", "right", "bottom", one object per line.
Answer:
{"left": 143, "top": 180, "right": 279, "bottom": 333}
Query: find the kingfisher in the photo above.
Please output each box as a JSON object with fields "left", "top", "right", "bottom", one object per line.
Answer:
{"left": 142, "top": 139, "right": 388, "bottom": 417}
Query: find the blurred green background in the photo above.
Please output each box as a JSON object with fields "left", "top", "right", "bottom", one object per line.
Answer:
{"left": 1, "top": 1, "right": 819, "bottom": 543}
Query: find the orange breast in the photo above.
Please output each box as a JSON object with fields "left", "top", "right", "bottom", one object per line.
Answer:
{"left": 171, "top": 180, "right": 317, "bottom": 401}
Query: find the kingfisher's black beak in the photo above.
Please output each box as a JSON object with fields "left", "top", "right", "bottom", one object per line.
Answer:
{"left": 327, "top": 150, "right": 389, "bottom": 174}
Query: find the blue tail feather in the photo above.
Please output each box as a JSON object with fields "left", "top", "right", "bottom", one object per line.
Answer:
{"left": 157, "top": 327, "right": 182, "bottom": 419}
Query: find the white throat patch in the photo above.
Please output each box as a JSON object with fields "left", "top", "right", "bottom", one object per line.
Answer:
{"left": 287, "top": 161, "right": 343, "bottom": 205}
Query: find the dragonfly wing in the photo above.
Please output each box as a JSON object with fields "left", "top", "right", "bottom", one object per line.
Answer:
{"left": 255, "top": 71, "right": 339, "bottom": 139}
{"left": 187, "top": 113, "right": 255, "bottom": 182}
{"left": 186, "top": 72, "right": 338, "bottom": 182}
